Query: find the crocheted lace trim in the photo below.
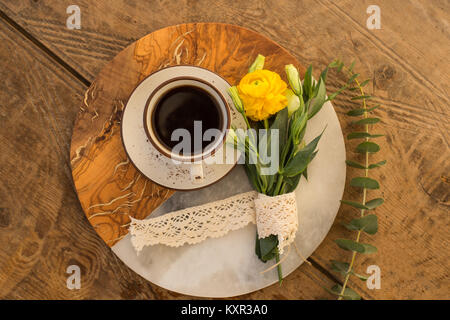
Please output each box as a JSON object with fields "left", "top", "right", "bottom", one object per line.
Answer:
{"left": 129, "top": 191, "right": 297, "bottom": 254}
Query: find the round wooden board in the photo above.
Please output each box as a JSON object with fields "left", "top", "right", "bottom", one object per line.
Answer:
{"left": 70, "top": 23, "right": 306, "bottom": 247}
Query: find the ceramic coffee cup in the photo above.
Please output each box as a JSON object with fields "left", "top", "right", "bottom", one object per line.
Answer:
{"left": 144, "top": 75, "right": 231, "bottom": 183}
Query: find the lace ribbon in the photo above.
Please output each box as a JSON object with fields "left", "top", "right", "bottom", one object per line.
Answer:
{"left": 129, "top": 191, "right": 298, "bottom": 254}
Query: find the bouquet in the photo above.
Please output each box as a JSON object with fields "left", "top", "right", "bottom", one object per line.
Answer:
{"left": 227, "top": 54, "right": 329, "bottom": 283}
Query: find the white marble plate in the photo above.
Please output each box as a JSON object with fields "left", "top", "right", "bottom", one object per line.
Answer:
{"left": 121, "top": 66, "right": 245, "bottom": 190}
{"left": 113, "top": 97, "right": 346, "bottom": 297}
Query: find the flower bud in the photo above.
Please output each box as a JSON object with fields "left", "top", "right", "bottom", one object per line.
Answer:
{"left": 228, "top": 86, "right": 244, "bottom": 113}
{"left": 285, "top": 89, "right": 300, "bottom": 117}
{"left": 248, "top": 54, "right": 265, "bottom": 73}
{"left": 285, "top": 64, "right": 302, "bottom": 96}
{"left": 226, "top": 127, "right": 238, "bottom": 146}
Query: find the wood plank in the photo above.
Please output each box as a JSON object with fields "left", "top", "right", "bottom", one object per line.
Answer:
{"left": 0, "top": 0, "right": 448, "bottom": 299}
{"left": 0, "top": 17, "right": 336, "bottom": 300}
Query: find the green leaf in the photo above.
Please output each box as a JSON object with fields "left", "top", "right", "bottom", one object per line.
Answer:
{"left": 347, "top": 73, "right": 360, "bottom": 84}
{"left": 330, "top": 260, "right": 369, "bottom": 281}
{"left": 368, "top": 160, "right": 387, "bottom": 169}
{"left": 328, "top": 60, "right": 340, "bottom": 68}
{"left": 257, "top": 234, "right": 279, "bottom": 262}
{"left": 335, "top": 239, "right": 364, "bottom": 252}
{"left": 330, "top": 260, "right": 350, "bottom": 273}
{"left": 290, "top": 111, "right": 308, "bottom": 145}
{"left": 360, "top": 243, "right": 378, "bottom": 254}
{"left": 282, "top": 129, "right": 325, "bottom": 177}
{"left": 271, "top": 107, "right": 289, "bottom": 157}
{"left": 308, "top": 79, "right": 326, "bottom": 119}
{"left": 347, "top": 132, "right": 384, "bottom": 139}
{"left": 344, "top": 214, "right": 378, "bottom": 235}
{"left": 341, "top": 200, "right": 369, "bottom": 210}
{"left": 356, "top": 141, "right": 380, "bottom": 153}
{"left": 335, "top": 239, "right": 377, "bottom": 254}
{"left": 244, "top": 164, "right": 262, "bottom": 193}
{"left": 329, "top": 285, "right": 361, "bottom": 300}
{"left": 347, "top": 105, "right": 379, "bottom": 116}
{"left": 283, "top": 174, "right": 302, "bottom": 193}
{"left": 351, "top": 95, "right": 372, "bottom": 100}
{"left": 337, "top": 61, "right": 344, "bottom": 73}
{"left": 327, "top": 91, "right": 340, "bottom": 101}
{"left": 359, "top": 79, "right": 370, "bottom": 87}
{"left": 348, "top": 61, "right": 355, "bottom": 72}
{"left": 353, "top": 117, "right": 380, "bottom": 125}
{"left": 320, "top": 66, "right": 329, "bottom": 83}
{"left": 303, "top": 65, "right": 313, "bottom": 99}
{"left": 350, "top": 177, "right": 380, "bottom": 189}
{"left": 365, "top": 198, "right": 384, "bottom": 209}
{"left": 345, "top": 160, "right": 366, "bottom": 169}
{"left": 353, "top": 272, "right": 369, "bottom": 281}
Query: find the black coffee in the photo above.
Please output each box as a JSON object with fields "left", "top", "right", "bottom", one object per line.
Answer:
{"left": 152, "top": 85, "right": 222, "bottom": 154}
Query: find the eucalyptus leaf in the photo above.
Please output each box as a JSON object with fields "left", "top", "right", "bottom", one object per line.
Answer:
{"left": 351, "top": 95, "right": 372, "bottom": 100}
{"left": 365, "top": 198, "right": 384, "bottom": 209}
{"left": 341, "top": 200, "right": 369, "bottom": 210}
{"left": 353, "top": 118, "right": 380, "bottom": 125}
{"left": 345, "top": 160, "right": 366, "bottom": 169}
{"left": 360, "top": 243, "right": 378, "bottom": 254}
{"left": 350, "top": 177, "right": 380, "bottom": 189}
{"left": 353, "top": 272, "right": 369, "bottom": 281}
{"left": 328, "top": 60, "right": 340, "bottom": 68}
{"left": 329, "top": 285, "right": 361, "bottom": 300}
{"left": 330, "top": 261, "right": 368, "bottom": 281}
{"left": 335, "top": 239, "right": 365, "bottom": 252}
{"left": 344, "top": 214, "right": 378, "bottom": 235}
{"left": 330, "top": 260, "right": 350, "bottom": 274}
{"left": 335, "top": 239, "right": 377, "bottom": 254}
{"left": 359, "top": 79, "right": 370, "bottom": 87}
{"left": 347, "top": 105, "right": 379, "bottom": 116}
{"left": 368, "top": 160, "right": 387, "bottom": 169}
{"left": 347, "top": 132, "right": 384, "bottom": 139}
{"left": 356, "top": 141, "right": 380, "bottom": 153}
{"left": 347, "top": 73, "right": 360, "bottom": 84}
{"left": 348, "top": 61, "right": 355, "bottom": 72}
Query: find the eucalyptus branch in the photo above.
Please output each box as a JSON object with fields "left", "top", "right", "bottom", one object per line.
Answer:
{"left": 325, "top": 60, "right": 386, "bottom": 300}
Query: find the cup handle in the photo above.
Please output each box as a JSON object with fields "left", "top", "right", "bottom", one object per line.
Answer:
{"left": 190, "top": 162, "right": 204, "bottom": 183}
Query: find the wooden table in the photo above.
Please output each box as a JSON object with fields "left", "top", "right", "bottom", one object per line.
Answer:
{"left": 0, "top": 0, "right": 448, "bottom": 300}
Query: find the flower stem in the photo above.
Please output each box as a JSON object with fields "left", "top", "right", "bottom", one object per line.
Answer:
{"left": 275, "top": 252, "right": 283, "bottom": 285}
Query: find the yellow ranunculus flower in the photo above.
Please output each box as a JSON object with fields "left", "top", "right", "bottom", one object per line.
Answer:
{"left": 237, "top": 69, "right": 288, "bottom": 121}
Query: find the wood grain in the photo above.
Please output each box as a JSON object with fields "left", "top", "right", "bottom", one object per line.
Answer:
{"left": 0, "top": 18, "right": 335, "bottom": 300}
{"left": 0, "top": 0, "right": 448, "bottom": 299}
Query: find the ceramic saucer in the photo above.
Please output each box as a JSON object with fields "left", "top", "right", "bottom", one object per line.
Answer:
{"left": 121, "top": 66, "right": 245, "bottom": 190}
